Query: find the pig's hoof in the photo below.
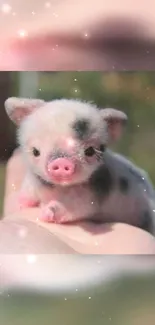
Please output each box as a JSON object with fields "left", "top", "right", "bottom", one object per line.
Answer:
{"left": 41, "top": 201, "right": 66, "bottom": 223}
{"left": 41, "top": 206, "right": 55, "bottom": 223}
{"left": 19, "top": 196, "right": 38, "bottom": 209}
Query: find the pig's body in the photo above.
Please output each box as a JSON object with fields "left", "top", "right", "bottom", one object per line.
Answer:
{"left": 5, "top": 97, "right": 155, "bottom": 235}
{"left": 21, "top": 148, "right": 155, "bottom": 234}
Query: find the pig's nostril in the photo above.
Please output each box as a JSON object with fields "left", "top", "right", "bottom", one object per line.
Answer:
{"left": 53, "top": 165, "right": 59, "bottom": 171}
{"left": 52, "top": 165, "right": 70, "bottom": 171}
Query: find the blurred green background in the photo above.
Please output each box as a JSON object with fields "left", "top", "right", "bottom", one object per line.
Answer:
{"left": 1, "top": 273, "right": 155, "bottom": 325}
{"left": 1, "top": 71, "right": 155, "bottom": 214}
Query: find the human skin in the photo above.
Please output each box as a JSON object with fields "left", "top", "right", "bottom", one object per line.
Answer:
{"left": 1, "top": 149, "right": 155, "bottom": 256}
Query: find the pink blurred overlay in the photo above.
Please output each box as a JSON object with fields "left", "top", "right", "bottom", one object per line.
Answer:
{"left": 1, "top": 0, "right": 155, "bottom": 70}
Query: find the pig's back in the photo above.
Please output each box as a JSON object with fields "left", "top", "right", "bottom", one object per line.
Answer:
{"left": 89, "top": 149, "right": 155, "bottom": 233}
{"left": 104, "top": 149, "right": 155, "bottom": 199}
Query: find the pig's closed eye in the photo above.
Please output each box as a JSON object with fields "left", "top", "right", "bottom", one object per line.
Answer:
{"left": 32, "top": 147, "right": 40, "bottom": 157}
{"left": 84, "top": 146, "right": 96, "bottom": 157}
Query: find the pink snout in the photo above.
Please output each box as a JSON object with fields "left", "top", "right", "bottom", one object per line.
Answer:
{"left": 47, "top": 158, "right": 75, "bottom": 179}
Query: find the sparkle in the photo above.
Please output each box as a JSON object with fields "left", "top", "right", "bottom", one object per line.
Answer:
{"left": 26, "top": 255, "right": 37, "bottom": 264}
{"left": 1, "top": 3, "right": 12, "bottom": 13}
{"left": 144, "top": 189, "right": 146, "bottom": 192}
{"left": 74, "top": 89, "right": 78, "bottom": 93}
{"left": 32, "top": 11, "right": 36, "bottom": 15}
{"left": 153, "top": 210, "right": 155, "bottom": 213}
{"left": 11, "top": 183, "right": 16, "bottom": 190}
{"left": 84, "top": 32, "right": 90, "bottom": 38}
{"left": 137, "top": 125, "right": 140, "bottom": 127}
{"left": 45, "top": 2, "right": 51, "bottom": 8}
{"left": 66, "top": 138, "right": 75, "bottom": 147}
{"left": 18, "top": 29, "right": 28, "bottom": 38}
{"left": 39, "top": 88, "right": 42, "bottom": 91}
{"left": 142, "top": 177, "right": 145, "bottom": 180}
{"left": 91, "top": 201, "right": 94, "bottom": 204}
{"left": 74, "top": 78, "right": 77, "bottom": 82}
{"left": 75, "top": 288, "right": 78, "bottom": 292}
{"left": 53, "top": 12, "right": 58, "bottom": 18}
{"left": 88, "top": 296, "right": 92, "bottom": 300}
{"left": 64, "top": 297, "right": 67, "bottom": 301}
{"left": 18, "top": 227, "right": 28, "bottom": 238}
{"left": 56, "top": 44, "right": 58, "bottom": 47}
{"left": 62, "top": 181, "right": 68, "bottom": 186}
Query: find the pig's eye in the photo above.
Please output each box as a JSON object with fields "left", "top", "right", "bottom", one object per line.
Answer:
{"left": 84, "top": 146, "right": 96, "bottom": 157}
{"left": 32, "top": 147, "right": 40, "bottom": 157}
{"left": 99, "top": 144, "right": 106, "bottom": 152}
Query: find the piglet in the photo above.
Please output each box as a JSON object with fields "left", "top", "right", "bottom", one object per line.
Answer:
{"left": 5, "top": 97, "right": 155, "bottom": 234}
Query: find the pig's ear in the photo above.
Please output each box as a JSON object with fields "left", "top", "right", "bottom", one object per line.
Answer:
{"left": 100, "top": 108, "right": 128, "bottom": 142}
{"left": 5, "top": 97, "right": 45, "bottom": 125}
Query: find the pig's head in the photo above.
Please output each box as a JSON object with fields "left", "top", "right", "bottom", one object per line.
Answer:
{"left": 5, "top": 97, "right": 127, "bottom": 186}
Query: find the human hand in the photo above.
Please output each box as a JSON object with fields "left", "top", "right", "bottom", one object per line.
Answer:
{"left": 1, "top": 149, "right": 155, "bottom": 255}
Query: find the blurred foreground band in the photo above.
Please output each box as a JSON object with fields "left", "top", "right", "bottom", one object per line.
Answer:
{"left": 1, "top": 0, "right": 155, "bottom": 69}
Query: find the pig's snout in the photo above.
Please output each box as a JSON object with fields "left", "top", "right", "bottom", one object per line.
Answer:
{"left": 47, "top": 158, "right": 75, "bottom": 179}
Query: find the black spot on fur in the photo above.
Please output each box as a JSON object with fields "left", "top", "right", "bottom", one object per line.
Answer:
{"left": 119, "top": 176, "right": 129, "bottom": 193}
{"left": 89, "top": 164, "right": 114, "bottom": 199}
{"left": 50, "top": 150, "right": 70, "bottom": 160}
{"left": 52, "top": 150, "right": 62, "bottom": 159}
{"left": 140, "top": 210, "right": 153, "bottom": 234}
{"left": 72, "top": 118, "right": 90, "bottom": 140}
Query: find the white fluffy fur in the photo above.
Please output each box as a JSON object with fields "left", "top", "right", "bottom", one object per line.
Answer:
{"left": 18, "top": 99, "right": 107, "bottom": 147}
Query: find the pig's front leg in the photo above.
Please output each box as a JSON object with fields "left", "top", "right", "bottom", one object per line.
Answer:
{"left": 40, "top": 200, "right": 72, "bottom": 224}
{"left": 40, "top": 185, "right": 99, "bottom": 224}
{"left": 19, "top": 174, "right": 40, "bottom": 210}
